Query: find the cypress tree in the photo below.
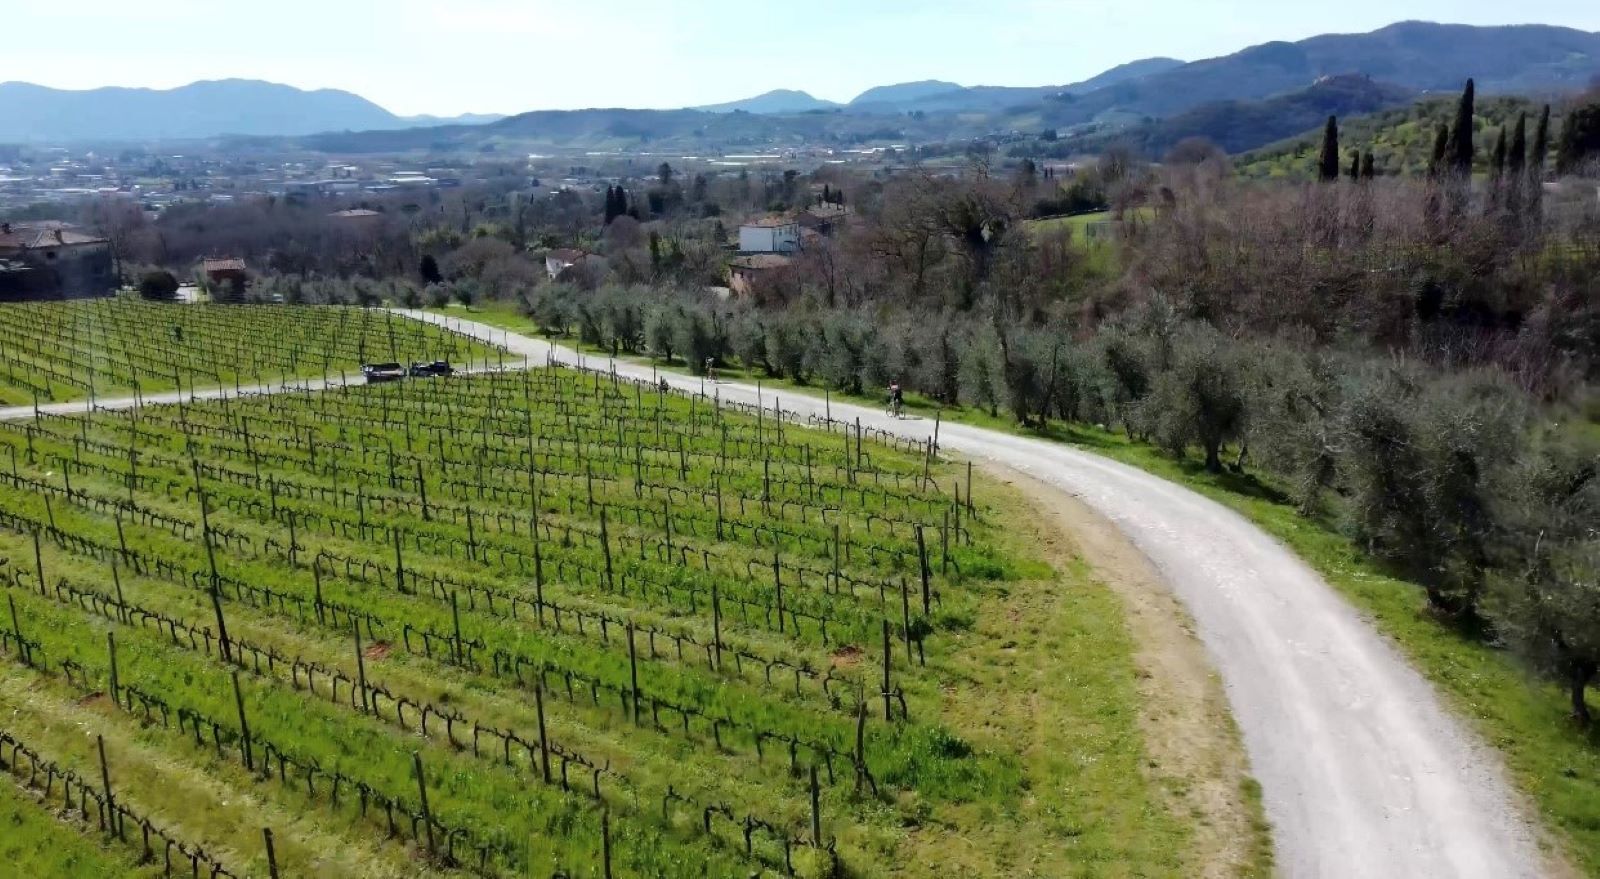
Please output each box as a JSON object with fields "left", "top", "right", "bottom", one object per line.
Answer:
{"left": 603, "top": 186, "right": 618, "bottom": 224}
{"left": 1508, "top": 113, "right": 1527, "bottom": 176}
{"left": 1446, "top": 79, "right": 1475, "bottom": 175}
{"left": 1348, "top": 150, "right": 1361, "bottom": 181}
{"left": 1361, "top": 151, "right": 1376, "bottom": 180}
{"left": 1318, "top": 116, "right": 1340, "bottom": 181}
{"left": 616, "top": 187, "right": 630, "bottom": 218}
{"left": 1429, "top": 124, "right": 1450, "bottom": 177}
{"left": 1491, "top": 128, "right": 1507, "bottom": 181}
{"left": 1531, "top": 105, "right": 1551, "bottom": 178}
{"left": 1554, "top": 103, "right": 1600, "bottom": 175}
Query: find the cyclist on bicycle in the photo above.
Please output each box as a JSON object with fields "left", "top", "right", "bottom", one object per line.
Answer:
{"left": 888, "top": 381, "right": 904, "bottom": 418}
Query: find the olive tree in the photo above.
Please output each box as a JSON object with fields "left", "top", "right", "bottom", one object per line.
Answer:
{"left": 1485, "top": 437, "right": 1600, "bottom": 725}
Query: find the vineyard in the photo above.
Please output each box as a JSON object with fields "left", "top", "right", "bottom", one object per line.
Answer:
{"left": 0, "top": 300, "right": 496, "bottom": 406}
{"left": 0, "top": 305, "right": 1188, "bottom": 878}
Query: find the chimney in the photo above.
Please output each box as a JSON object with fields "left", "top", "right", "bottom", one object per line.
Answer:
{"left": 53, "top": 229, "right": 64, "bottom": 243}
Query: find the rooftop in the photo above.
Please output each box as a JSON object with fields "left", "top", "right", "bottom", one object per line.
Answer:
{"left": 0, "top": 221, "right": 108, "bottom": 250}
{"left": 728, "top": 254, "right": 793, "bottom": 270}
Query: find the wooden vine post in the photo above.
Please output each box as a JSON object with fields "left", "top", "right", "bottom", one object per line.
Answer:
{"left": 881, "top": 620, "right": 893, "bottom": 721}
{"left": 354, "top": 620, "right": 370, "bottom": 714}
{"left": 626, "top": 623, "right": 641, "bottom": 725}
{"left": 192, "top": 458, "right": 232, "bottom": 663}
{"left": 916, "top": 525, "right": 932, "bottom": 614}
{"left": 106, "top": 632, "right": 119, "bottom": 703}
{"left": 231, "top": 671, "right": 253, "bottom": 772}
{"left": 599, "top": 508, "right": 614, "bottom": 589}
{"left": 7, "top": 594, "right": 25, "bottom": 667}
{"left": 413, "top": 751, "right": 435, "bottom": 856}
{"left": 711, "top": 582, "right": 723, "bottom": 671}
{"left": 96, "top": 734, "right": 116, "bottom": 836}
{"left": 263, "top": 828, "right": 279, "bottom": 879}
{"left": 534, "top": 680, "right": 552, "bottom": 783}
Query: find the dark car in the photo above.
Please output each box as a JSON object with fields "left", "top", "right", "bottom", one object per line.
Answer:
{"left": 409, "top": 360, "right": 454, "bottom": 378}
{"left": 360, "top": 362, "right": 406, "bottom": 383}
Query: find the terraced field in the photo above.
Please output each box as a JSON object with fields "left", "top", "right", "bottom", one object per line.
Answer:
{"left": 0, "top": 299, "right": 495, "bottom": 406}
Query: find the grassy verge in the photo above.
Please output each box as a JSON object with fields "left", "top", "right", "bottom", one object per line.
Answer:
{"left": 437, "top": 303, "right": 1598, "bottom": 873}
{"left": 0, "top": 767, "right": 153, "bottom": 878}
{"left": 884, "top": 476, "right": 1198, "bottom": 878}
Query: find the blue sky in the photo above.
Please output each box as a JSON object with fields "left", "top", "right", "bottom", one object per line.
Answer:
{"left": 5, "top": 1, "right": 1599, "bottom": 116}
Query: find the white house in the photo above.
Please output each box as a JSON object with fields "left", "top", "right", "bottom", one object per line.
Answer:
{"left": 738, "top": 217, "right": 800, "bottom": 254}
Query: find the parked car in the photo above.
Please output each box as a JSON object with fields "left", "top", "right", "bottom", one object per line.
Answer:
{"left": 361, "top": 362, "right": 405, "bottom": 383}
{"left": 409, "top": 360, "right": 454, "bottom": 378}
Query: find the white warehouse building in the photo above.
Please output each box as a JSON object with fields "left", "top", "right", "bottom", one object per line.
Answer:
{"left": 738, "top": 217, "right": 800, "bottom": 254}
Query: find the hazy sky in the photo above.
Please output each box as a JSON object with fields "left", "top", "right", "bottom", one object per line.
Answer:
{"left": 5, "top": 1, "right": 1599, "bottom": 116}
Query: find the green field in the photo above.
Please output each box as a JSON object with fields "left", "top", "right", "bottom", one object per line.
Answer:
{"left": 0, "top": 300, "right": 497, "bottom": 406}
{"left": 0, "top": 302, "right": 1205, "bottom": 877}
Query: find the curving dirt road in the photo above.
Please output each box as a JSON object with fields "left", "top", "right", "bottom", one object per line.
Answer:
{"left": 0, "top": 309, "right": 1547, "bottom": 877}
{"left": 395, "top": 311, "right": 1545, "bottom": 879}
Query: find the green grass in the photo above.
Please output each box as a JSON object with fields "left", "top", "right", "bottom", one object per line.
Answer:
{"left": 0, "top": 771, "right": 153, "bottom": 878}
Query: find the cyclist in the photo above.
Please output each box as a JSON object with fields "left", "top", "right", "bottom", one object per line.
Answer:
{"left": 887, "top": 381, "right": 904, "bottom": 418}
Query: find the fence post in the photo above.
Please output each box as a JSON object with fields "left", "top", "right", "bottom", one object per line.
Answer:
{"left": 711, "top": 582, "right": 723, "bottom": 671}
{"left": 450, "top": 590, "right": 464, "bottom": 666}
{"left": 626, "top": 623, "right": 640, "bottom": 725}
{"left": 7, "top": 595, "right": 25, "bottom": 667}
{"left": 599, "top": 508, "right": 614, "bottom": 589}
{"left": 602, "top": 807, "right": 613, "bottom": 879}
{"left": 916, "top": 526, "right": 931, "bottom": 614}
{"left": 535, "top": 681, "right": 552, "bottom": 784}
{"left": 809, "top": 763, "right": 824, "bottom": 846}
{"left": 96, "top": 734, "right": 115, "bottom": 835}
{"left": 354, "top": 621, "right": 370, "bottom": 714}
{"left": 106, "top": 632, "right": 119, "bottom": 703}
{"left": 392, "top": 529, "right": 405, "bottom": 592}
{"left": 772, "top": 551, "right": 784, "bottom": 634}
{"left": 232, "top": 671, "right": 253, "bottom": 772}
{"left": 413, "top": 751, "right": 435, "bottom": 855}
{"left": 263, "top": 827, "right": 279, "bottom": 879}
{"left": 31, "top": 529, "right": 44, "bottom": 595}
{"left": 881, "top": 620, "right": 892, "bottom": 722}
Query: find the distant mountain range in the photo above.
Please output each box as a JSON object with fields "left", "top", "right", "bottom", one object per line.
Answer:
{"left": 0, "top": 80, "right": 500, "bottom": 142}
{"left": 2, "top": 21, "right": 1596, "bottom": 149}
{"left": 699, "top": 60, "right": 1187, "bottom": 115}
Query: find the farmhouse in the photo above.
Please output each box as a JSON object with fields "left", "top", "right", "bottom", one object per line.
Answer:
{"left": 201, "top": 257, "right": 250, "bottom": 301}
{"left": 737, "top": 217, "right": 800, "bottom": 254}
{"left": 0, "top": 221, "right": 116, "bottom": 301}
{"left": 544, "top": 248, "right": 588, "bottom": 281}
{"left": 727, "top": 253, "right": 793, "bottom": 297}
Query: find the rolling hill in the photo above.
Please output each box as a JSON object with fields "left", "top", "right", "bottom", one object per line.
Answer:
{"left": 696, "top": 90, "right": 841, "bottom": 114}
{"left": 0, "top": 79, "right": 497, "bottom": 143}
{"left": 1063, "top": 75, "right": 1418, "bottom": 157}
{"left": 58, "top": 21, "right": 1596, "bottom": 154}
{"left": 1021, "top": 21, "right": 1600, "bottom": 130}
{"left": 1236, "top": 93, "right": 1562, "bottom": 178}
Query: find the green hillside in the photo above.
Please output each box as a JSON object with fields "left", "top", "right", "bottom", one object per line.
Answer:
{"left": 1236, "top": 94, "right": 1560, "bottom": 179}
